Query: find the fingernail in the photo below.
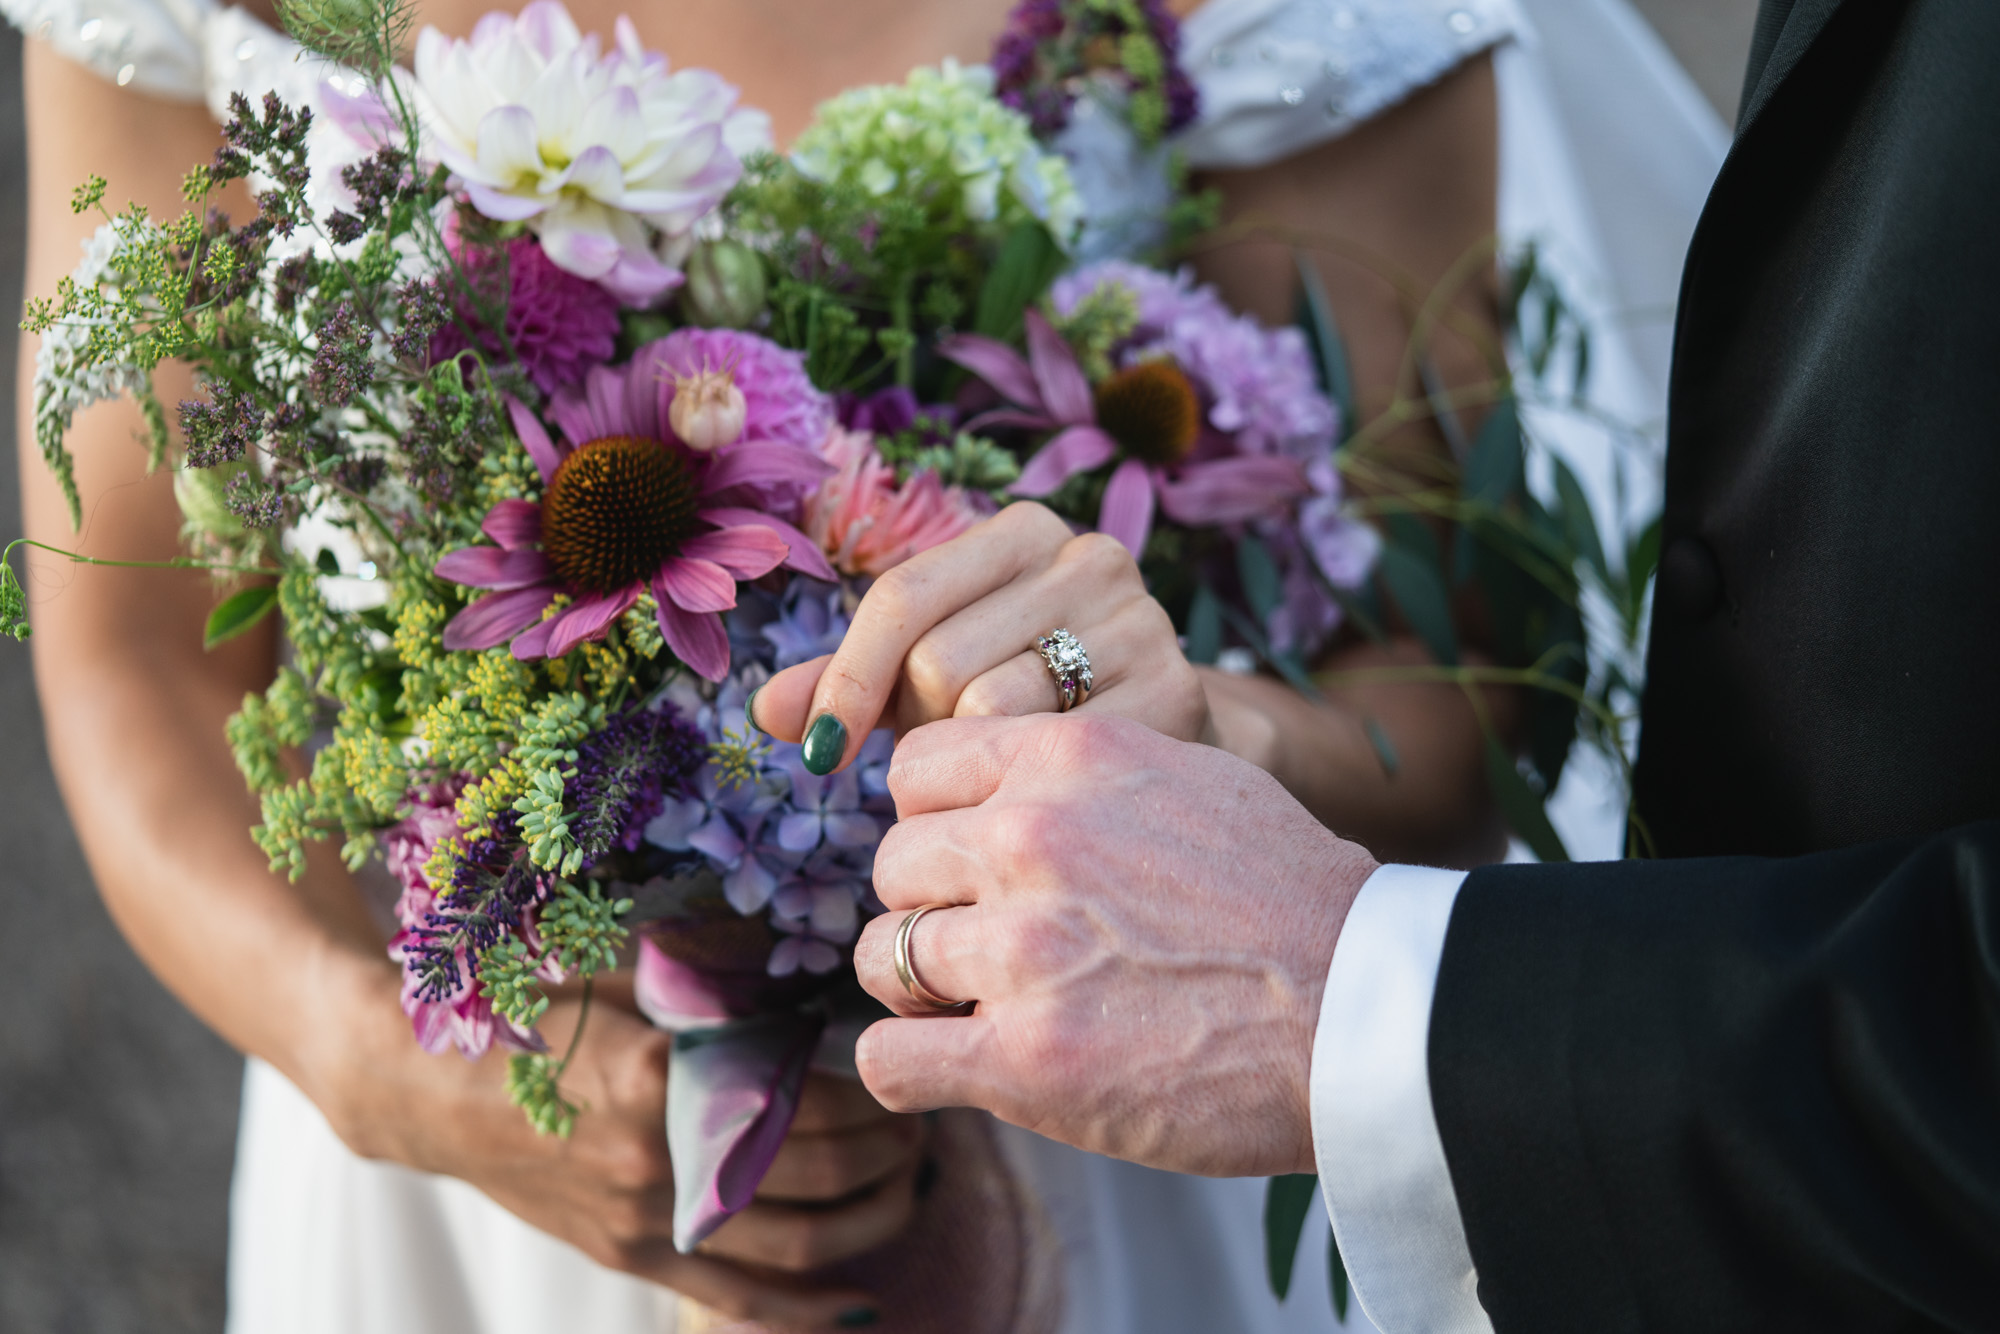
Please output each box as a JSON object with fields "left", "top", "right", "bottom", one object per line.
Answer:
{"left": 836, "top": 1309, "right": 880, "bottom": 1328}
{"left": 802, "top": 713, "right": 847, "bottom": 775}
{"left": 743, "top": 683, "right": 765, "bottom": 735}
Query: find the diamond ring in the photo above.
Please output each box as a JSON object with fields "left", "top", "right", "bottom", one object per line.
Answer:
{"left": 1035, "top": 628, "right": 1094, "bottom": 713}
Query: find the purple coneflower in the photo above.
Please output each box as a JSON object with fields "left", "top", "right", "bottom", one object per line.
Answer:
{"left": 942, "top": 310, "right": 1308, "bottom": 556}
{"left": 434, "top": 330, "right": 837, "bottom": 679}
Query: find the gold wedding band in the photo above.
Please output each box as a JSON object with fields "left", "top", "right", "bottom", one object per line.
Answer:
{"left": 893, "top": 903, "right": 970, "bottom": 1011}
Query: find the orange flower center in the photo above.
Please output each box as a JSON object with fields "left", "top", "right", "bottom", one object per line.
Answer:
{"left": 539, "top": 436, "right": 699, "bottom": 594}
{"left": 1093, "top": 360, "right": 1202, "bottom": 466}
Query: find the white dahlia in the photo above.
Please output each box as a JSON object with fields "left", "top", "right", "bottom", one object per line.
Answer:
{"left": 409, "top": 2, "right": 771, "bottom": 305}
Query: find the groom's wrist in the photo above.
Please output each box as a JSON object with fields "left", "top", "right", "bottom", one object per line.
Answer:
{"left": 1286, "top": 839, "right": 1379, "bottom": 1174}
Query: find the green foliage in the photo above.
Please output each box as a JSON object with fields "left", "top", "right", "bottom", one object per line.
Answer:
{"left": 203, "top": 583, "right": 279, "bottom": 649}
{"left": 540, "top": 882, "right": 634, "bottom": 978}
{"left": 710, "top": 726, "right": 772, "bottom": 790}
{"left": 1264, "top": 1174, "right": 1318, "bottom": 1301}
{"left": 276, "top": 0, "right": 411, "bottom": 78}
{"left": 516, "top": 766, "right": 581, "bottom": 876}
{"left": 1328, "top": 1231, "right": 1351, "bottom": 1322}
{"left": 1048, "top": 274, "right": 1140, "bottom": 381}
{"left": 480, "top": 935, "right": 552, "bottom": 1030}
{"left": 975, "top": 222, "right": 1070, "bottom": 343}
{"left": 0, "top": 547, "right": 29, "bottom": 642}
{"left": 506, "top": 1053, "right": 579, "bottom": 1139}
{"left": 878, "top": 431, "right": 1022, "bottom": 495}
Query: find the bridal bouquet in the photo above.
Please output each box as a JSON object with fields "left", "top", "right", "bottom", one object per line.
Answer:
{"left": 3, "top": 0, "right": 1385, "bottom": 1255}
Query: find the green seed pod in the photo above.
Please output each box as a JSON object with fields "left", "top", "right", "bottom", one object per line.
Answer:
{"left": 678, "top": 239, "right": 768, "bottom": 330}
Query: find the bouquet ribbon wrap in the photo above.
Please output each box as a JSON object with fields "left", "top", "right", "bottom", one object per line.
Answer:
{"left": 636, "top": 933, "right": 1066, "bottom": 1334}
{"left": 636, "top": 938, "right": 835, "bottom": 1251}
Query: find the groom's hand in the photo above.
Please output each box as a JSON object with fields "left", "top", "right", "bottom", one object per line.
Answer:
{"left": 853, "top": 714, "right": 1377, "bottom": 1178}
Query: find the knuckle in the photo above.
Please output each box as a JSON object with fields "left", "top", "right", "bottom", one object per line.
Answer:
{"left": 1063, "top": 531, "right": 1139, "bottom": 581}
{"left": 599, "top": 1196, "right": 655, "bottom": 1247}
{"left": 901, "top": 634, "right": 959, "bottom": 706}
{"left": 1053, "top": 711, "right": 1129, "bottom": 766}
{"left": 991, "top": 800, "right": 1061, "bottom": 863}
{"left": 862, "top": 565, "right": 922, "bottom": 628}
{"left": 602, "top": 1135, "right": 672, "bottom": 1195}
{"left": 1005, "top": 499, "right": 1064, "bottom": 541}
{"left": 991, "top": 910, "right": 1080, "bottom": 978}
{"left": 954, "top": 673, "right": 1009, "bottom": 717}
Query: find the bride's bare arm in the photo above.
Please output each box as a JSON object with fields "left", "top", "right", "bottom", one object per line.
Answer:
{"left": 16, "top": 45, "right": 912, "bottom": 1326}
{"left": 1184, "top": 56, "right": 1516, "bottom": 864}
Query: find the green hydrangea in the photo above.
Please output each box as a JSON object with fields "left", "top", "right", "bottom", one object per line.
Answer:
{"left": 792, "top": 61, "right": 1083, "bottom": 246}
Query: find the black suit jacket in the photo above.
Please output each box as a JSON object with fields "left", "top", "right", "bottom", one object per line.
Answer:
{"left": 1428, "top": 1, "right": 2000, "bottom": 1328}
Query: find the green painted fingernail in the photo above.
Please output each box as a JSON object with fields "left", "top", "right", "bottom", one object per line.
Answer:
{"left": 743, "top": 683, "right": 765, "bottom": 735}
{"left": 836, "top": 1309, "right": 880, "bottom": 1328}
{"left": 802, "top": 712, "right": 847, "bottom": 775}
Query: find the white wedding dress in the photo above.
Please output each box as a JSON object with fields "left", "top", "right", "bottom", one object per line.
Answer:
{"left": 4, "top": 0, "right": 1726, "bottom": 1328}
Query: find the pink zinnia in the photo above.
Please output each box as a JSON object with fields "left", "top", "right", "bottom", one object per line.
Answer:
{"left": 801, "top": 426, "right": 987, "bottom": 577}
{"left": 435, "top": 331, "right": 837, "bottom": 680}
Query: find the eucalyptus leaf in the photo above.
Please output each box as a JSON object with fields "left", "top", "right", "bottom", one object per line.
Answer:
{"left": 1363, "top": 716, "right": 1402, "bottom": 778}
{"left": 1484, "top": 737, "right": 1570, "bottom": 862}
{"left": 1218, "top": 603, "right": 1320, "bottom": 700}
{"left": 1376, "top": 541, "right": 1459, "bottom": 667}
{"left": 1185, "top": 582, "right": 1223, "bottom": 665}
{"left": 1293, "top": 253, "right": 1356, "bottom": 435}
{"left": 974, "top": 222, "right": 1065, "bottom": 342}
{"left": 1329, "top": 1230, "right": 1352, "bottom": 1323}
{"left": 1237, "top": 534, "right": 1284, "bottom": 623}
{"left": 1463, "top": 397, "right": 1524, "bottom": 509}
{"left": 203, "top": 583, "right": 279, "bottom": 650}
{"left": 1551, "top": 456, "right": 1608, "bottom": 588}
{"left": 1264, "top": 1174, "right": 1318, "bottom": 1301}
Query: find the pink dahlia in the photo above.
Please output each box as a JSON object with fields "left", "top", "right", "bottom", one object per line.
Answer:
{"left": 801, "top": 426, "right": 988, "bottom": 577}
{"left": 430, "top": 236, "right": 622, "bottom": 395}
{"left": 436, "top": 331, "right": 837, "bottom": 680}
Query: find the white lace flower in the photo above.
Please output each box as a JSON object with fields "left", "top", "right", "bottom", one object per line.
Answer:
{"left": 32, "top": 219, "right": 153, "bottom": 520}
{"left": 408, "top": 1, "right": 771, "bottom": 305}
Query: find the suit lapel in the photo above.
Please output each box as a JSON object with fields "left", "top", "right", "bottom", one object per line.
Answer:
{"left": 1736, "top": 0, "right": 1848, "bottom": 134}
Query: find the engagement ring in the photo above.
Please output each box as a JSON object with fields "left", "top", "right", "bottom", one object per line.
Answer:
{"left": 1036, "top": 628, "right": 1094, "bottom": 713}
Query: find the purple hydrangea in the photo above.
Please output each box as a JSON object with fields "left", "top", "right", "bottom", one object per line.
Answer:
{"left": 642, "top": 584, "right": 892, "bottom": 977}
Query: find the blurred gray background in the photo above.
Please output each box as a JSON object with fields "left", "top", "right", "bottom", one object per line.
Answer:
{"left": 0, "top": 4, "right": 1756, "bottom": 1330}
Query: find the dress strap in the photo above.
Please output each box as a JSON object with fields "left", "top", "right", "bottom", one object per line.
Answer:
{"left": 1, "top": 0, "right": 320, "bottom": 118}
{"left": 1177, "top": 0, "right": 1525, "bottom": 170}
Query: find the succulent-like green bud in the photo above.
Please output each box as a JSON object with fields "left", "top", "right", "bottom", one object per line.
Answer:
{"left": 677, "top": 239, "right": 768, "bottom": 329}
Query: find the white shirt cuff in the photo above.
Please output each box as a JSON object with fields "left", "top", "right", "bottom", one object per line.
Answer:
{"left": 1310, "top": 863, "right": 1493, "bottom": 1334}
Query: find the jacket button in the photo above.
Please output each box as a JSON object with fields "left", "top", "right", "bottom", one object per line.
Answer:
{"left": 1659, "top": 536, "right": 1723, "bottom": 621}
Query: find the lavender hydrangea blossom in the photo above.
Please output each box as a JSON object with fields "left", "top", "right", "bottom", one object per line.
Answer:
{"left": 641, "top": 583, "right": 890, "bottom": 977}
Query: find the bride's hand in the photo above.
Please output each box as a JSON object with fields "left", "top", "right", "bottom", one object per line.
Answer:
{"left": 750, "top": 502, "right": 1209, "bottom": 770}
{"left": 313, "top": 969, "right": 920, "bottom": 1328}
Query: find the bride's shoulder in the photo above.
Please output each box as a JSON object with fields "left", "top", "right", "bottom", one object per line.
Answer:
{"left": 1177, "top": 0, "right": 1523, "bottom": 169}
{"left": 2, "top": 0, "right": 304, "bottom": 114}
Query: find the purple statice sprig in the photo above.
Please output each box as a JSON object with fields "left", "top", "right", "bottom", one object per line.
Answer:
{"left": 992, "top": 0, "right": 1200, "bottom": 145}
